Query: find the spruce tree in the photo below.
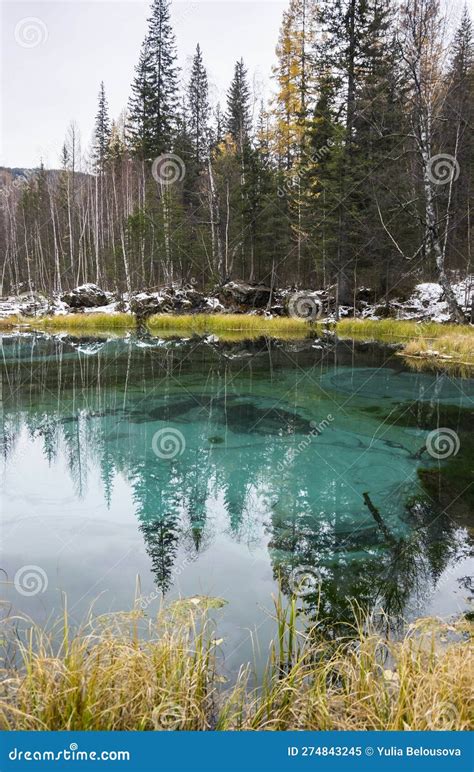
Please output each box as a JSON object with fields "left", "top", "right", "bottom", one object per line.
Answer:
{"left": 92, "top": 81, "right": 111, "bottom": 173}
{"left": 187, "top": 44, "right": 210, "bottom": 165}
{"left": 128, "top": 0, "right": 179, "bottom": 159}
{"left": 226, "top": 59, "right": 252, "bottom": 154}
{"left": 127, "top": 38, "right": 157, "bottom": 159}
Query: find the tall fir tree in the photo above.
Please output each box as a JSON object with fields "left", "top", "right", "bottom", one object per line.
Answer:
{"left": 187, "top": 44, "right": 210, "bottom": 165}
{"left": 128, "top": 0, "right": 179, "bottom": 159}
{"left": 127, "top": 38, "right": 157, "bottom": 159}
{"left": 226, "top": 59, "right": 252, "bottom": 154}
{"left": 92, "top": 82, "right": 111, "bottom": 172}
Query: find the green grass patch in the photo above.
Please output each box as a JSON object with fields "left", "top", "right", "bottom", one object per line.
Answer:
{"left": 32, "top": 312, "right": 136, "bottom": 331}
{"left": 336, "top": 318, "right": 472, "bottom": 341}
{"left": 147, "top": 313, "right": 313, "bottom": 338}
{"left": 0, "top": 312, "right": 313, "bottom": 338}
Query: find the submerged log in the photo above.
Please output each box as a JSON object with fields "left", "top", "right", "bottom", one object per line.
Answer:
{"left": 363, "top": 492, "right": 396, "bottom": 544}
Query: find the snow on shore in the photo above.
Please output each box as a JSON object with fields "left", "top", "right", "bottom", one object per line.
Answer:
{"left": 1, "top": 277, "right": 472, "bottom": 323}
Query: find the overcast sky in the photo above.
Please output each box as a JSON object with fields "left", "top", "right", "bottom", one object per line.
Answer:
{"left": 2, "top": 0, "right": 471, "bottom": 169}
{"left": 1, "top": 0, "right": 287, "bottom": 169}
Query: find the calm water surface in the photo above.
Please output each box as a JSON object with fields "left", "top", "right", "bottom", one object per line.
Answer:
{"left": 2, "top": 332, "right": 473, "bottom": 673}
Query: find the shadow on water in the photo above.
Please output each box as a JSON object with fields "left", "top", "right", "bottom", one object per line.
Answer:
{"left": 1, "top": 331, "right": 473, "bottom": 653}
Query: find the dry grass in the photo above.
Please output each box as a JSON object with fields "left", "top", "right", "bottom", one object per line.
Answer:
{"left": 336, "top": 318, "right": 472, "bottom": 340}
{"left": 0, "top": 315, "right": 22, "bottom": 329}
{"left": 336, "top": 319, "right": 474, "bottom": 369}
{"left": 147, "top": 313, "right": 312, "bottom": 337}
{"left": 33, "top": 313, "right": 136, "bottom": 331}
{"left": 0, "top": 601, "right": 218, "bottom": 731}
{"left": 1, "top": 314, "right": 472, "bottom": 364}
{"left": 230, "top": 599, "right": 473, "bottom": 731}
{"left": 1, "top": 596, "right": 472, "bottom": 731}
{"left": 403, "top": 334, "right": 474, "bottom": 365}
{"left": 0, "top": 312, "right": 312, "bottom": 338}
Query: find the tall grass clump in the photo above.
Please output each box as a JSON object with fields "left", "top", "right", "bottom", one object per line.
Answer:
{"left": 0, "top": 315, "right": 22, "bottom": 329}
{"left": 336, "top": 319, "right": 474, "bottom": 368}
{"left": 34, "top": 313, "right": 136, "bottom": 331}
{"left": 1, "top": 596, "right": 472, "bottom": 731}
{"left": 0, "top": 600, "right": 219, "bottom": 731}
{"left": 229, "top": 608, "right": 473, "bottom": 731}
{"left": 336, "top": 318, "right": 472, "bottom": 341}
{"left": 403, "top": 334, "right": 474, "bottom": 365}
{"left": 147, "top": 313, "right": 312, "bottom": 338}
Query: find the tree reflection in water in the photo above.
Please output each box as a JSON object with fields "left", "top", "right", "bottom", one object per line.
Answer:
{"left": 2, "top": 332, "right": 472, "bottom": 626}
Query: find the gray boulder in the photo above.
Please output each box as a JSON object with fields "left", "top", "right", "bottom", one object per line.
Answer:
{"left": 61, "top": 283, "right": 108, "bottom": 309}
{"left": 220, "top": 280, "right": 272, "bottom": 309}
{"left": 130, "top": 292, "right": 172, "bottom": 318}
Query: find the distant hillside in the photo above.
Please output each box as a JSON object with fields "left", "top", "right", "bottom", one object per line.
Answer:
{"left": 0, "top": 167, "right": 38, "bottom": 180}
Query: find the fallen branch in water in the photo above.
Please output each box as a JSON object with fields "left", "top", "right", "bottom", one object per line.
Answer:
{"left": 363, "top": 492, "right": 396, "bottom": 544}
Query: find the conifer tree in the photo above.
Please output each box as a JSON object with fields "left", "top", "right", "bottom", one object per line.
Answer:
{"left": 187, "top": 44, "right": 210, "bottom": 165}
{"left": 127, "top": 38, "right": 157, "bottom": 159}
{"left": 226, "top": 59, "right": 252, "bottom": 154}
{"left": 128, "top": 0, "right": 179, "bottom": 159}
{"left": 93, "top": 81, "right": 111, "bottom": 172}
{"left": 273, "top": 0, "right": 318, "bottom": 170}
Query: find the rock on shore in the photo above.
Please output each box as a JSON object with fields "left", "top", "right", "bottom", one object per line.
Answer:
{"left": 1, "top": 277, "right": 472, "bottom": 323}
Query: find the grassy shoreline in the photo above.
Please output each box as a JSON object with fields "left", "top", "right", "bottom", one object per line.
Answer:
{"left": 1, "top": 598, "right": 472, "bottom": 731}
{"left": 1, "top": 313, "right": 473, "bottom": 367}
{"left": 335, "top": 319, "right": 474, "bottom": 369}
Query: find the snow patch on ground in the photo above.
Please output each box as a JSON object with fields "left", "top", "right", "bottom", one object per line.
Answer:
{"left": 1, "top": 276, "right": 472, "bottom": 323}
{"left": 392, "top": 277, "right": 473, "bottom": 322}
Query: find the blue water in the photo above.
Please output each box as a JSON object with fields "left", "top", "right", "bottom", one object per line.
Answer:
{"left": 1, "top": 333, "right": 473, "bottom": 673}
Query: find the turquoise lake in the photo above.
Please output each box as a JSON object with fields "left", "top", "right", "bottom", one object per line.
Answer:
{"left": 1, "top": 332, "right": 473, "bottom": 674}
